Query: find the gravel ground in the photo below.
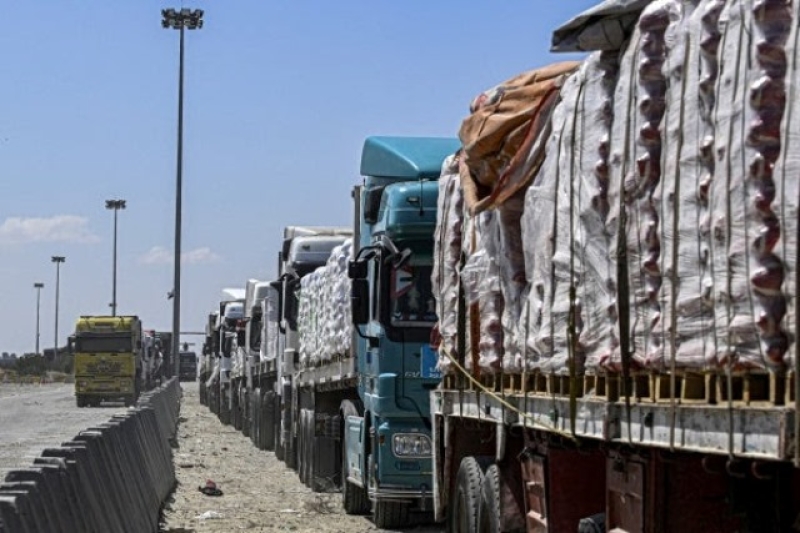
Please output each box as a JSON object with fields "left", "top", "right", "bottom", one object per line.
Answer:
{"left": 0, "top": 382, "right": 128, "bottom": 478}
{"left": 160, "top": 384, "right": 444, "bottom": 533}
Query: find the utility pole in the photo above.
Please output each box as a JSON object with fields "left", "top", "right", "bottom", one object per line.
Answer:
{"left": 105, "top": 199, "right": 127, "bottom": 316}
{"left": 34, "top": 282, "right": 44, "bottom": 355}
{"left": 51, "top": 256, "right": 66, "bottom": 359}
{"left": 162, "top": 7, "right": 204, "bottom": 377}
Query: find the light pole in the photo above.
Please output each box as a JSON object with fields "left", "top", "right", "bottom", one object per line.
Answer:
{"left": 51, "top": 256, "right": 65, "bottom": 359}
{"left": 34, "top": 282, "right": 44, "bottom": 355}
{"left": 162, "top": 7, "right": 203, "bottom": 377}
{"left": 105, "top": 199, "right": 126, "bottom": 316}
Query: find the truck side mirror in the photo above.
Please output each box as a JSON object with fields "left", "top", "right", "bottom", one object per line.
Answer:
{"left": 348, "top": 259, "right": 368, "bottom": 280}
{"left": 351, "top": 279, "right": 369, "bottom": 325}
{"left": 285, "top": 279, "right": 300, "bottom": 331}
{"left": 363, "top": 186, "right": 386, "bottom": 224}
{"left": 249, "top": 307, "right": 263, "bottom": 350}
{"left": 67, "top": 336, "right": 75, "bottom": 355}
{"left": 269, "top": 279, "right": 286, "bottom": 334}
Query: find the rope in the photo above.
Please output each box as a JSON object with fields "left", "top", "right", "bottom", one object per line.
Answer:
{"left": 439, "top": 348, "right": 578, "bottom": 442}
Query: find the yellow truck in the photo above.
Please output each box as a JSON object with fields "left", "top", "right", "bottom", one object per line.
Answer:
{"left": 71, "top": 315, "right": 143, "bottom": 407}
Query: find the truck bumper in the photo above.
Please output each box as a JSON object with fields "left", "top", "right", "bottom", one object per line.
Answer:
{"left": 369, "top": 486, "right": 433, "bottom": 508}
{"left": 75, "top": 377, "right": 135, "bottom": 395}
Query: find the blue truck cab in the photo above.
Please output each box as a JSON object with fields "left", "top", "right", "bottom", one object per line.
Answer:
{"left": 344, "top": 136, "right": 458, "bottom": 525}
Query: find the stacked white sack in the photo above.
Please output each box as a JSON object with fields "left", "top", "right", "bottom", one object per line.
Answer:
{"left": 321, "top": 239, "right": 354, "bottom": 360}
{"left": 523, "top": 53, "right": 619, "bottom": 375}
{"left": 461, "top": 210, "right": 505, "bottom": 372}
{"left": 297, "top": 273, "right": 310, "bottom": 368}
{"left": 432, "top": 156, "right": 464, "bottom": 373}
{"left": 298, "top": 269, "right": 322, "bottom": 368}
{"left": 298, "top": 240, "right": 354, "bottom": 368}
{"left": 319, "top": 258, "right": 334, "bottom": 361}
{"left": 772, "top": 0, "right": 799, "bottom": 368}
{"left": 713, "top": 0, "right": 794, "bottom": 371}
{"left": 654, "top": 1, "right": 718, "bottom": 371}
{"left": 498, "top": 196, "right": 527, "bottom": 372}
{"left": 605, "top": 0, "right": 796, "bottom": 372}
{"left": 333, "top": 240, "right": 354, "bottom": 357}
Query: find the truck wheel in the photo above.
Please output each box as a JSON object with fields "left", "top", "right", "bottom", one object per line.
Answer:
{"left": 76, "top": 395, "right": 86, "bottom": 408}
{"left": 232, "top": 384, "right": 242, "bottom": 430}
{"left": 242, "top": 389, "right": 251, "bottom": 437}
{"left": 478, "top": 465, "right": 502, "bottom": 533}
{"left": 251, "top": 388, "right": 261, "bottom": 446}
{"left": 448, "top": 457, "right": 486, "bottom": 533}
{"left": 124, "top": 395, "right": 135, "bottom": 407}
{"left": 341, "top": 400, "right": 369, "bottom": 515}
{"left": 274, "top": 418, "right": 284, "bottom": 461}
{"left": 285, "top": 418, "right": 297, "bottom": 470}
{"left": 261, "top": 392, "right": 276, "bottom": 451}
{"left": 299, "top": 410, "right": 309, "bottom": 486}
{"left": 219, "top": 388, "right": 231, "bottom": 425}
{"left": 306, "top": 412, "right": 319, "bottom": 491}
{"left": 373, "top": 500, "right": 410, "bottom": 529}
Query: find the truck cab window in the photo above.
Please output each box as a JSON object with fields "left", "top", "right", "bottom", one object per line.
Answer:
{"left": 390, "top": 263, "right": 436, "bottom": 327}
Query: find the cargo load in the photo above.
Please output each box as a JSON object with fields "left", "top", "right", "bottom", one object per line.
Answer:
{"left": 434, "top": 0, "right": 800, "bottom": 380}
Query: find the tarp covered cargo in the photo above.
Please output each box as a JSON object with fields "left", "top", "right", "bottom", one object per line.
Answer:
{"left": 458, "top": 62, "right": 580, "bottom": 215}
{"left": 433, "top": 0, "right": 800, "bottom": 376}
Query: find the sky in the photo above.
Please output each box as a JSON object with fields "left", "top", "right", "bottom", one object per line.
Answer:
{"left": 0, "top": 1, "right": 596, "bottom": 355}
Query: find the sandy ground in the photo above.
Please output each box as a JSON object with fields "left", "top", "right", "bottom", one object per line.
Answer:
{"left": 160, "top": 384, "right": 444, "bottom": 533}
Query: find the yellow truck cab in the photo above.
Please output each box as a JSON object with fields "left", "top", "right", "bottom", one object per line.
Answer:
{"left": 71, "top": 315, "right": 143, "bottom": 407}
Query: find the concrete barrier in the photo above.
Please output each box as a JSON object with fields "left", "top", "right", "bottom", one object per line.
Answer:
{"left": 0, "top": 378, "right": 181, "bottom": 533}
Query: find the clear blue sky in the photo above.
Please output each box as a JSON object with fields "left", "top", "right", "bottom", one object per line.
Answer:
{"left": 0, "top": 1, "right": 594, "bottom": 354}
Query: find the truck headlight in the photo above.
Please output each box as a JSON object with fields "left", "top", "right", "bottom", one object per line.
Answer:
{"left": 392, "top": 433, "right": 432, "bottom": 458}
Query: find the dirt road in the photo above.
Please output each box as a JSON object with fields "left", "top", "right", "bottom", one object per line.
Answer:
{"left": 160, "top": 384, "right": 444, "bottom": 533}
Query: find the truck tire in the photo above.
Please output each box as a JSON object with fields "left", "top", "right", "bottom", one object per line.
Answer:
{"left": 285, "top": 416, "right": 297, "bottom": 470}
{"left": 299, "top": 410, "right": 310, "bottom": 486}
{"left": 219, "top": 387, "right": 231, "bottom": 425}
{"left": 242, "top": 389, "right": 251, "bottom": 438}
{"left": 251, "top": 388, "right": 261, "bottom": 447}
{"left": 448, "top": 456, "right": 486, "bottom": 533}
{"left": 478, "top": 465, "right": 502, "bottom": 533}
{"left": 306, "top": 412, "right": 320, "bottom": 491}
{"left": 76, "top": 395, "right": 86, "bottom": 408}
{"left": 274, "top": 414, "right": 285, "bottom": 461}
{"left": 232, "top": 384, "right": 242, "bottom": 430}
{"left": 373, "top": 500, "right": 410, "bottom": 530}
{"left": 341, "top": 400, "right": 369, "bottom": 515}
{"left": 261, "top": 392, "right": 276, "bottom": 451}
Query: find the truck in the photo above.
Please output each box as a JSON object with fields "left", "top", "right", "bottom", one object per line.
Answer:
{"left": 248, "top": 226, "right": 353, "bottom": 465}
{"left": 205, "top": 292, "right": 245, "bottom": 424}
{"left": 427, "top": 2, "right": 800, "bottom": 532}
{"left": 178, "top": 348, "right": 198, "bottom": 382}
{"left": 71, "top": 315, "right": 143, "bottom": 407}
{"left": 206, "top": 137, "right": 458, "bottom": 527}
{"left": 227, "top": 279, "right": 273, "bottom": 436}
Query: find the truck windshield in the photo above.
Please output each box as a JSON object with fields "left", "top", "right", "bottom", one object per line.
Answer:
{"left": 75, "top": 336, "right": 133, "bottom": 353}
{"left": 390, "top": 262, "right": 436, "bottom": 327}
